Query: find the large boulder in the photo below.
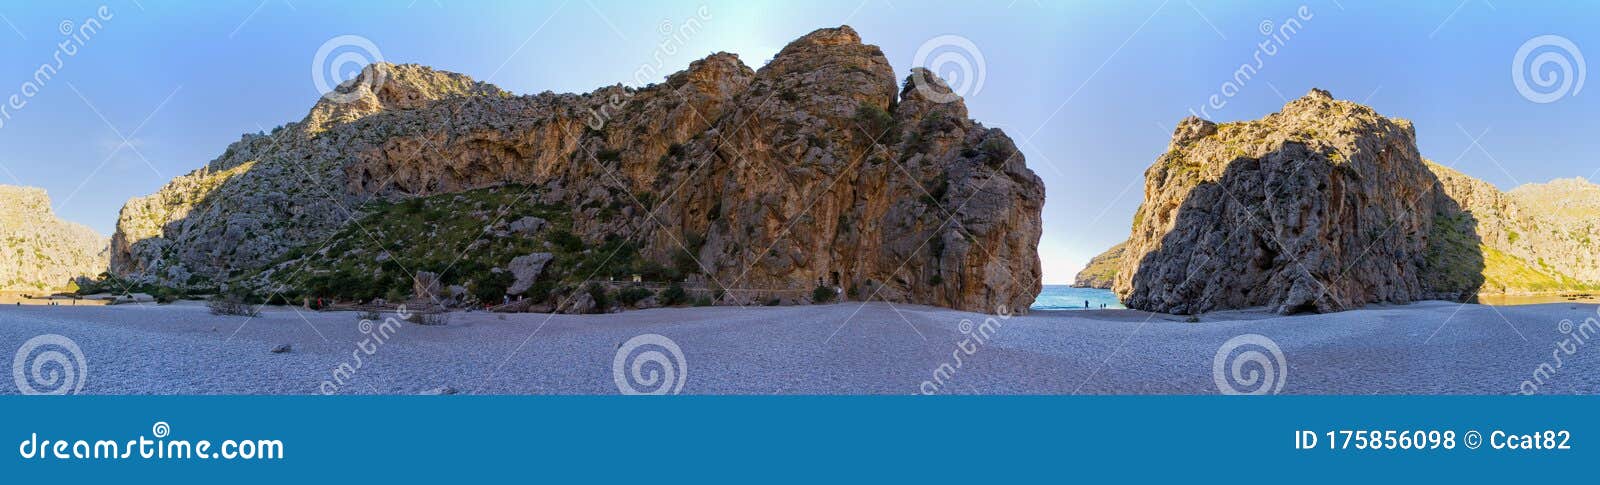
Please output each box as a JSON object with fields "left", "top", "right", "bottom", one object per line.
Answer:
{"left": 506, "top": 253, "right": 553, "bottom": 295}
{"left": 1115, "top": 89, "right": 1437, "bottom": 314}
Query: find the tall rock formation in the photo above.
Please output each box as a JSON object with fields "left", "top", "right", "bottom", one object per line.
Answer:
{"left": 0, "top": 186, "right": 108, "bottom": 291}
{"left": 1097, "top": 89, "right": 1598, "bottom": 314}
{"left": 1071, "top": 241, "right": 1123, "bottom": 289}
{"left": 110, "top": 26, "right": 1044, "bottom": 314}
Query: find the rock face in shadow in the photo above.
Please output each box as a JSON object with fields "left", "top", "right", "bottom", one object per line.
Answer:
{"left": 1114, "top": 90, "right": 1452, "bottom": 314}
{"left": 110, "top": 26, "right": 1044, "bottom": 314}
{"left": 1103, "top": 90, "right": 1599, "bottom": 315}
{"left": 0, "top": 186, "right": 107, "bottom": 291}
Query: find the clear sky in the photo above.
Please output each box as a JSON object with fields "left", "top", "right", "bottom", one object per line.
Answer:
{"left": 0, "top": 0, "right": 1595, "bottom": 284}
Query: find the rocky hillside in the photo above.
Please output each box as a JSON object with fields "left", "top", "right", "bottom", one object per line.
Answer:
{"left": 0, "top": 186, "right": 107, "bottom": 291}
{"left": 111, "top": 26, "right": 1044, "bottom": 314}
{"left": 1071, "top": 241, "right": 1123, "bottom": 289}
{"left": 1088, "top": 89, "right": 1597, "bottom": 314}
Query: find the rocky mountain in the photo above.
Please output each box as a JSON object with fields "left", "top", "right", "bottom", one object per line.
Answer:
{"left": 1071, "top": 241, "right": 1122, "bottom": 289}
{"left": 0, "top": 186, "right": 108, "bottom": 291}
{"left": 110, "top": 26, "right": 1044, "bottom": 314}
{"left": 1087, "top": 89, "right": 1598, "bottom": 314}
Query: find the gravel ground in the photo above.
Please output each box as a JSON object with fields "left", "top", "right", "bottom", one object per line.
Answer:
{"left": 1, "top": 300, "right": 1596, "bottom": 395}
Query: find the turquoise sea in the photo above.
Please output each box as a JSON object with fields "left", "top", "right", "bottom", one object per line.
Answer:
{"left": 1031, "top": 284, "right": 1125, "bottom": 310}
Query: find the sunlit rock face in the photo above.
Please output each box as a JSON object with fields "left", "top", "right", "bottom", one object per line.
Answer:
{"left": 112, "top": 26, "right": 1044, "bottom": 314}
{"left": 0, "top": 186, "right": 107, "bottom": 291}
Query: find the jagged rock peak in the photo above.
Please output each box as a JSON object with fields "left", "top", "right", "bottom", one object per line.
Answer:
{"left": 1115, "top": 91, "right": 1431, "bottom": 314}
{"left": 0, "top": 185, "right": 108, "bottom": 291}
{"left": 110, "top": 25, "right": 1045, "bottom": 315}
{"left": 305, "top": 62, "right": 507, "bottom": 132}
{"left": 1168, "top": 116, "right": 1217, "bottom": 150}
{"left": 783, "top": 25, "right": 862, "bottom": 50}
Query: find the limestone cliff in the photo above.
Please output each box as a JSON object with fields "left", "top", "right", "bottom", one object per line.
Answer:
{"left": 0, "top": 186, "right": 107, "bottom": 291}
{"left": 111, "top": 26, "right": 1044, "bottom": 314}
{"left": 1071, "top": 241, "right": 1123, "bottom": 289}
{"left": 1095, "top": 90, "right": 1597, "bottom": 314}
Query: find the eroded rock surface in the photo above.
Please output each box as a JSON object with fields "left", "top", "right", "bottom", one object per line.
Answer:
{"left": 0, "top": 186, "right": 107, "bottom": 291}
{"left": 111, "top": 26, "right": 1044, "bottom": 314}
{"left": 1115, "top": 90, "right": 1437, "bottom": 314}
{"left": 1104, "top": 90, "right": 1599, "bottom": 314}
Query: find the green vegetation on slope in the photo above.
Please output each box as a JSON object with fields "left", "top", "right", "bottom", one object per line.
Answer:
{"left": 253, "top": 185, "right": 679, "bottom": 307}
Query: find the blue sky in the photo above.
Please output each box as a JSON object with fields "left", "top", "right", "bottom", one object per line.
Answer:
{"left": 0, "top": 0, "right": 1595, "bottom": 284}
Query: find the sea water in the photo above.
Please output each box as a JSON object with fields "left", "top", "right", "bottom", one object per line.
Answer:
{"left": 1031, "top": 285, "right": 1125, "bottom": 310}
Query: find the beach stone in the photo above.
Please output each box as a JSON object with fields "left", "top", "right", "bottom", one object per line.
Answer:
{"left": 506, "top": 253, "right": 553, "bottom": 295}
{"left": 507, "top": 216, "right": 546, "bottom": 235}
{"left": 421, "top": 386, "right": 458, "bottom": 395}
{"left": 270, "top": 343, "right": 291, "bottom": 353}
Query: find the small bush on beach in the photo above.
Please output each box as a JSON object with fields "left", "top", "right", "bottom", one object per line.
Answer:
{"left": 659, "top": 283, "right": 688, "bottom": 306}
{"left": 812, "top": 284, "right": 836, "bottom": 304}
{"left": 585, "top": 283, "right": 611, "bottom": 313}
{"left": 616, "top": 286, "right": 653, "bottom": 306}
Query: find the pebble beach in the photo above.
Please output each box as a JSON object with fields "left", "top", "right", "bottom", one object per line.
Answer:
{"left": 1, "top": 300, "right": 1595, "bottom": 395}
